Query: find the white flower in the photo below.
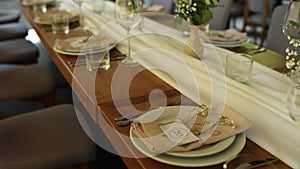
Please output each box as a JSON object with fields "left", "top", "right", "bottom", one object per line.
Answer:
{"left": 204, "top": 0, "right": 218, "bottom": 5}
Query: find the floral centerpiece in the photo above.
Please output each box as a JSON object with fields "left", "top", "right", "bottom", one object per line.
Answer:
{"left": 174, "top": 0, "right": 220, "bottom": 26}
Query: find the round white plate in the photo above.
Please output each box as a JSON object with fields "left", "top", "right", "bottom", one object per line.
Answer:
{"left": 130, "top": 105, "right": 246, "bottom": 167}
{"left": 53, "top": 45, "right": 82, "bottom": 56}
{"left": 22, "top": 0, "right": 55, "bottom": 6}
{"left": 130, "top": 130, "right": 246, "bottom": 167}
{"left": 207, "top": 37, "right": 250, "bottom": 48}
{"left": 53, "top": 36, "right": 116, "bottom": 56}
{"left": 165, "top": 134, "right": 235, "bottom": 157}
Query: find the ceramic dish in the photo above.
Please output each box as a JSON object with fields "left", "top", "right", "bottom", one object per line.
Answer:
{"left": 130, "top": 130, "right": 246, "bottom": 167}
{"left": 207, "top": 38, "right": 250, "bottom": 48}
{"left": 22, "top": 0, "right": 55, "bottom": 6}
{"left": 165, "top": 134, "right": 235, "bottom": 157}
{"left": 53, "top": 36, "right": 116, "bottom": 56}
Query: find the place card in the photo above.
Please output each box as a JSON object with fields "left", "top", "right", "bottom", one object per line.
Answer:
{"left": 160, "top": 119, "right": 198, "bottom": 145}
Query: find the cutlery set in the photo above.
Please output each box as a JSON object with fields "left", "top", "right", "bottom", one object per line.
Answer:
{"left": 114, "top": 96, "right": 181, "bottom": 126}
{"left": 67, "top": 54, "right": 126, "bottom": 67}
{"left": 223, "top": 156, "right": 277, "bottom": 169}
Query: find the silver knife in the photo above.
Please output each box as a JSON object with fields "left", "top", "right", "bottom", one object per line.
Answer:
{"left": 235, "top": 158, "right": 277, "bottom": 169}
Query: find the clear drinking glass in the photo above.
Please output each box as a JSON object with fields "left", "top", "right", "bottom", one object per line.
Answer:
{"left": 73, "top": 0, "right": 86, "bottom": 29}
{"left": 282, "top": 1, "right": 300, "bottom": 75}
{"left": 115, "top": 0, "right": 142, "bottom": 67}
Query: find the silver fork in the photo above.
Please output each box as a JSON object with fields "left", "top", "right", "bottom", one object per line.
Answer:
{"left": 115, "top": 96, "right": 181, "bottom": 126}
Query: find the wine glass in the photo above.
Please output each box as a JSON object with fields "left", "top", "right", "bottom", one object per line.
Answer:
{"left": 115, "top": 0, "right": 142, "bottom": 67}
{"left": 282, "top": 1, "right": 300, "bottom": 75}
{"left": 73, "top": 0, "right": 86, "bottom": 29}
{"left": 286, "top": 82, "right": 300, "bottom": 127}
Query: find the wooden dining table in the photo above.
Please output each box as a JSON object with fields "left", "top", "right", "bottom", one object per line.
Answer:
{"left": 16, "top": 0, "right": 292, "bottom": 168}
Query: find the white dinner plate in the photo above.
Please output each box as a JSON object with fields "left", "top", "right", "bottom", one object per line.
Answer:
{"left": 53, "top": 36, "right": 116, "bottom": 56}
{"left": 165, "top": 134, "right": 235, "bottom": 157}
{"left": 130, "top": 130, "right": 246, "bottom": 167}
{"left": 207, "top": 37, "right": 250, "bottom": 48}
{"left": 22, "top": 0, "right": 55, "bottom": 6}
{"left": 130, "top": 105, "right": 246, "bottom": 167}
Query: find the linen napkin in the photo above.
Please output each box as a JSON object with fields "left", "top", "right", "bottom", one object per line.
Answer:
{"left": 131, "top": 103, "right": 251, "bottom": 154}
{"left": 205, "top": 29, "right": 247, "bottom": 42}
{"left": 35, "top": 11, "right": 79, "bottom": 24}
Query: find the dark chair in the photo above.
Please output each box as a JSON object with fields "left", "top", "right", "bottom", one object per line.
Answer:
{"left": 0, "top": 104, "right": 97, "bottom": 169}
{"left": 0, "top": 22, "right": 28, "bottom": 41}
{"left": 0, "top": 64, "right": 55, "bottom": 108}
{"left": 0, "top": 38, "right": 39, "bottom": 64}
{"left": 0, "top": 10, "right": 20, "bottom": 24}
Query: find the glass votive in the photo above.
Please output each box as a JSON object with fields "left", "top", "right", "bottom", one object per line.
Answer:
{"left": 32, "top": 0, "right": 47, "bottom": 19}
{"left": 51, "top": 13, "right": 70, "bottom": 34}
{"left": 85, "top": 42, "right": 110, "bottom": 71}
{"left": 91, "top": 0, "right": 106, "bottom": 15}
{"left": 225, "top": 53, "right": 253, "bottom": 83}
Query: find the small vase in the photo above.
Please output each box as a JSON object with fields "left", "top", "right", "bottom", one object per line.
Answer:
{"left": 183, "top": 24, "right": 204, "bottom": 60}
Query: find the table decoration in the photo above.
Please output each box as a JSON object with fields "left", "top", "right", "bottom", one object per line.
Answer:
{"left": 174, "top": 0, "right": 220, "bottom": 59}
{"left": 282, "top": 1, "right": 300, "bottom": 77}
{"left": 183, "top": 24, "right": 204, "bottom": 59}
{"left": 131, "top": 104, "right": 251, "bottom": 154}
{"left": 174, "top": 0, "right": 219, "bottom": 27}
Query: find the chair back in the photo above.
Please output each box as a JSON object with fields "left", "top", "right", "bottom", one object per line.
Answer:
{"left": 266, "top": 4, "right": 289, "bottom": 56}
{"left": 209, "top": 0, "right": 233, "bottom": 30}
{"left": 248, "top": 0, "right": 277, "bottom": 16}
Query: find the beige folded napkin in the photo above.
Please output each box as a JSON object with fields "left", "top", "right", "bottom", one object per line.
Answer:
{"left": 55, "top": 36, "right": 116, "bottom": 53}
{"left": 131, "top": 103, "right": 251, "bottom": 154}
{"left": 35, "top": 11, "right": 79, "bottom": 24}
{"left": 206, "top": 29, "right": 247, "bottom": 42}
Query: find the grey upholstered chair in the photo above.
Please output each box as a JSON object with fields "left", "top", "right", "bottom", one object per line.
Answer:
{"left": 0, "top": 104, "right": 97, "bottom": 169}
{"left": 209, "top": 0, "right": 233, "bottom": 30}
{"left": 0, "top": 10, "right": 20, "bottom": 24}
{"left": 0, "top": 38, "right": 39, "bottom": 64}
{"left": 0, "top": 22, "right": 28, "bottom": 41}
{"left": 265, "top": 4, "right": 289, "bottom": 56}
{"left": 0, "top": 64, "right": 55, "bottom": 110}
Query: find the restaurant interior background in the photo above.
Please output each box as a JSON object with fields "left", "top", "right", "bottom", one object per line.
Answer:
{"left": 0, "top": 0, "right": 295, "bottom": 168}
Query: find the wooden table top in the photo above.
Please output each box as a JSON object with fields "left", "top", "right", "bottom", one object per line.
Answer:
{"left": 16, "top": 1, "right": 291, "bottom": 168}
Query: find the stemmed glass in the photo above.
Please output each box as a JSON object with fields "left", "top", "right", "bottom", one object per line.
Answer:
{"left": 282, "top": 1, "right": 300, "bottom": 76}
{"left": 283, "top": 1, "right": 300, "bottom": 126}
{"left": 287, "top": 83, "right": 300, "bottom": 127}
{"left": 115, "top": 0, "right": 142, "bottom": 67}
{"left": 174, "top": 0, "right": 193, "bottom": 36}
{"left": 73, "top": 0, "right": 86, "bottom": 29}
